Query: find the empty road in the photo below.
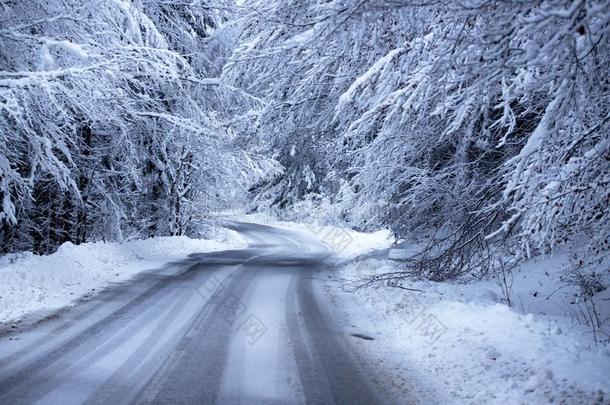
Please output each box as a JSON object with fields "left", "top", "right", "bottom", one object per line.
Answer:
{"left": 0, "top": 222, "right": 389, "bottom": 404}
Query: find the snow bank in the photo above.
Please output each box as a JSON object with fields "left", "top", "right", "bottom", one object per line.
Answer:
{"left": 0, "top": 228, "right": 247, "bottom": 325}
{"left": 227, "top": 212, "right": 394, "bottom": 259}
{"left": 330, "top": 257, "right": 610, "bottom": 403}
{"left": 280, "top": 222, "right": 392, "bottom": 260}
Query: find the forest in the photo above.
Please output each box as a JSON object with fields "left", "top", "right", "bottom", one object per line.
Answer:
{"left": 1, "top": 0, "right": 608, "bottom": 285}
{"left": 1, "top": 1, "right": 609, "bottom": 403}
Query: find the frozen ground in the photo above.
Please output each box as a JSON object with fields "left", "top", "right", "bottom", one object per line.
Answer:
{"left": 325, "top": 253, "right": 610, "bottom": 404}
{"left": 1, "top": 215, "right": 608, "bottom": 403}
{"left": 229, "top": 214, "right": 610, "bottom": 402}
{"left": 0, "top": 227, "right": 247, "bottom": 327}
{"left": 223, "top": 212, "right": 393, "bottom": 260}
{"left": 0, "top": 221, "right": 391, "bottom": 404}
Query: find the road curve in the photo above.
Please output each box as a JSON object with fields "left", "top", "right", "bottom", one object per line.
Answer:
{"left": 0, "top": 222, "right": 389, "bottom": 405}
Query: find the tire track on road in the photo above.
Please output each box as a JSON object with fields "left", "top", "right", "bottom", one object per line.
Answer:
{"left": 287, "top": 270, "right": 383, "bottom": 405}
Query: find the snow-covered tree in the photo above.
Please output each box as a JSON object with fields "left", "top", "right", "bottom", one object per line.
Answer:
{"left": 0, "top": 0, "right": 270, "bottom": 253}
{"left": 228, "top": 0, "right": 610, "bottom": 280}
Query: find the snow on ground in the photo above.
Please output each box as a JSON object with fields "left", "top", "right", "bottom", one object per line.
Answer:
{"left": 232, "top": 213, "right": 609, "bottom": 401}
{"left": 225, "top": 212, "right": 394, "bottom": 259}
{"left": 325, "top": 252, "right": 610, "bottom": 404}
{"left": 0, "top": 227, "right": 247, "bottom": 326}
{"left": 216, "top": 212, "right": 610, "bottom": 403}
{"left": 6, "top": 209, "right": 606, "bottom": 403}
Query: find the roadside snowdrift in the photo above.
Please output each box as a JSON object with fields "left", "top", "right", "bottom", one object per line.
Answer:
{"left": 330, "top": 256, "right": 610, "bottom": 404}
{"left": 225, "top": 212, "right": 394, "bottom": 259}
{"left": 0, "top": 229, "right": 247, "bottom": 325}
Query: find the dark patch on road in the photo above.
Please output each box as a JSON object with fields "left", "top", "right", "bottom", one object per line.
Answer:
{"left": 350, "top": 333, "right": 375, "bottom": 341}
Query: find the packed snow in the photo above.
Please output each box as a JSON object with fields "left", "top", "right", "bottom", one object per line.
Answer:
{"left": 0, "top": 228, "right": 247, "bottom": 326}
{"left": 225, "top": 212, "right": 394, "bottom": 260}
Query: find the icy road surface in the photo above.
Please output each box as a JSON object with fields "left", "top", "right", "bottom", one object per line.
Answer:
{"left": 0, "top": 222, "right": 389, "bottom": 404}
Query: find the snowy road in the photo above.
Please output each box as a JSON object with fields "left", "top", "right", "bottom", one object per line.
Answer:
{"left": 0, "top": 222, "right": 387, "bottom": 404}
